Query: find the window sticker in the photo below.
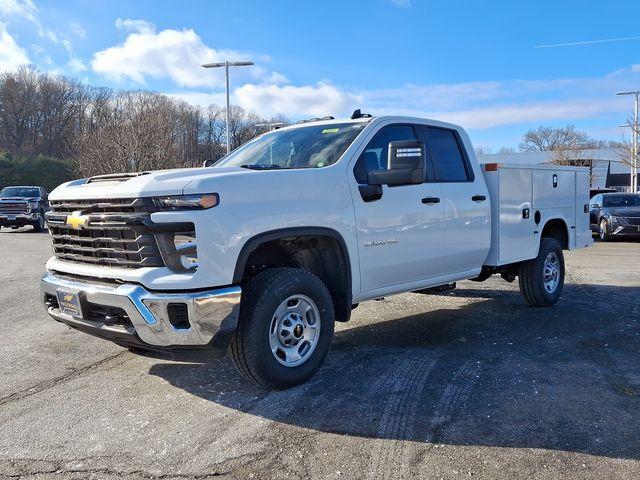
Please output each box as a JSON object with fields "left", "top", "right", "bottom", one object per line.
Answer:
{"left": 321, "top": 128, "right": 340, "bottom": 134}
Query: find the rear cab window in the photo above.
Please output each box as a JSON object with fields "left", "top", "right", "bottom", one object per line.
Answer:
{"left": 421, "top": 126, "right": 473, "bottom": 182}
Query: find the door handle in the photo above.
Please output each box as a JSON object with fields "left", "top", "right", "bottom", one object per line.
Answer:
{"left": 421, "top": 197, "right": 441, "bottom": 204}
{"left": 472, "top": 195, "right": 487, "bottom": 202}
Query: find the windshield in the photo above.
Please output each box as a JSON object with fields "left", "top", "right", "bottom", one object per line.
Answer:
{"left": 603, "top": 194, "right": 640, "bottom": 207}
{"left": 0, "top": 187, "right": 40, "bottom": 198}
{"left": 215, "top": 122, "right": 367, "bottom": 170}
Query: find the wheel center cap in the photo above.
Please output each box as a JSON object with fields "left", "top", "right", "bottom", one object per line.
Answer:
{"left": 293, "top": 324, "right": 304, "bottom": 338}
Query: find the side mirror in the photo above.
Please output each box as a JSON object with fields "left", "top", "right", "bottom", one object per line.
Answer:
{"left": 367, "top": 140, "right": 425, "bottom": 186}
{"left": 202, "top": 159, "right": 216, "bottom": 168}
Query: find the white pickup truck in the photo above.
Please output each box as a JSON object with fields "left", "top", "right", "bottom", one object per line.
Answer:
{"left": 41, "top": 113, "right": 592, "bottom": 387}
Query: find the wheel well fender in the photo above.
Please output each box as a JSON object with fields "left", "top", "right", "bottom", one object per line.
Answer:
{"left": 233, "top": 227, "right": 353, "bottom": 322}
{"left": 540, "top": 217, "right": 569, "bottom": 250}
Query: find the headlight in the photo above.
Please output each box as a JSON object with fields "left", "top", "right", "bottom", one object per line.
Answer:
{"left": 157, "top": 232, "right": 198, "bottom": 272}
{"left": 28, "top": 201, "right": 39, "bottom": 210}
{"left": 153, "top": 194, "right": 219, "bottom": 211}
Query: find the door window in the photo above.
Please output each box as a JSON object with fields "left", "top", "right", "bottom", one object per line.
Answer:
{"left": 424, "top": 127, "right": 472, "bottom": 182}
{"left": 353, "top": 125, "right": 416, "bottom": 184}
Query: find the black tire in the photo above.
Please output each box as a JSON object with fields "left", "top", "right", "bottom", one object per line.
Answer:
{"left": 32, "top": 212, "right": 45, "bottom": 232}
{"left": 599, "top": 218, "right": 610, "bottom": 241}
{"left": 518, "top": 237, "right": 565, "bottom": 307}
{"left": 230, "top": 267, "right": 335, "bottom": 388}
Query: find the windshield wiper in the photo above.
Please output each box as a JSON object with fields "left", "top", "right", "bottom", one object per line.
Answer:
{"left": 240, "top": 164, "right": 283, "bottom": 170}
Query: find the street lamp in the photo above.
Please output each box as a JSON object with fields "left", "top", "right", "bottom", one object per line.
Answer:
{"left": 616, "top": 90, "right": 639, "bottom": 192}
{"left": 202, "top": 60, "right": 254, "bottom": 155}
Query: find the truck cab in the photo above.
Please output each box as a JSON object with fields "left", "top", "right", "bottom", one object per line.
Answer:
{"left": 40, "top": 114, "right": 590, "bottom": 388}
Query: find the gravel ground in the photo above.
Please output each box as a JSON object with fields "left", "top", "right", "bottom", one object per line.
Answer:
{"left": 0, "top": 228, "right": 639, "bottom": 480}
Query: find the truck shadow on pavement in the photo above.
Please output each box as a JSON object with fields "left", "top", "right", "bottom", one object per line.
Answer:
{"left": 149, "top": 283, "right": 640, "bottom": 460}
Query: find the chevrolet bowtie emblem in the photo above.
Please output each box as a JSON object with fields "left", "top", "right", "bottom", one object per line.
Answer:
{"left": 66, "top": 211, "right": 89, "bottom": 230}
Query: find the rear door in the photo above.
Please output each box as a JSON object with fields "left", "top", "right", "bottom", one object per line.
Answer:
{"left": 351, "top": 124, "right": 445, "bottom": 294}
{"left": 421, "top": 126, "right": 491, "bottom": 275}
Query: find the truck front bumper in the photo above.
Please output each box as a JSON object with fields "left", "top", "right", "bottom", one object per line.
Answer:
{"left": 0, "top": 213, "right": 40, "bottom": 227}
{"left": 40, "top": 271, "right": 241, "bottom": 351}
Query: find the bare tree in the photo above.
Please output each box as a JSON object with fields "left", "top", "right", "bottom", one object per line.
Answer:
{"left": 0, "top": 67, "right": 289, "bottom": 179}
{"left": 519, "top": 125, "right": 592, "bottom": 167}
{"left": 474, "top": 146, "right": 492, "bottom": 156}
{"left": 0, "top": 67, "right": 40, "bottom": 154}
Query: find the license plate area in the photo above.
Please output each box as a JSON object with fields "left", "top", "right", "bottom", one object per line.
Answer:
{"left": 56, "top": 289, "right": 83, "bottom": 318}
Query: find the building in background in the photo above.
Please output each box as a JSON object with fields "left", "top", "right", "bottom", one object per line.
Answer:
{"left": 477, "top": 149, "right": 639, "bottom": 192}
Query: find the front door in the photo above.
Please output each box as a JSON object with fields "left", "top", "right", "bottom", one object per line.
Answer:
{"left": 351, "top": 124, "right": 445, "bottom": 295}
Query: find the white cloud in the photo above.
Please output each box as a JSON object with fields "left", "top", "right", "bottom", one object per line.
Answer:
{"left": 115, "top": 18, "right": 155, "bottom": 34}
{"left": 67, "top": 56, "right": 87, "bottom": 72}
{"left": 69, "top": 22, "right": 86, "bottom": 38}
{"left": 0, "top": 24, "right": 30, "bottom": 70}
{"left": 92, "top": 19, "right": 282, "bottom": 88}
{"left": 234, "top": 82, "right": 361, "bottom": 117}
{"left": 166, "top": 91, "right": 226, "bottom": 107}
{"left": 0, "top": 0, "right": 37, "bottom": 22}
{"left": 37, "top": 27, "right": 58, "bottom": 43}
{"left": 61, "top": 38, "right": 73, "bottom": 53}
{"left": 31, "top": 44, "right": 52, "bottom": 64}
{"left": 386, "top": 99, "right": 628, "bottom": 129}
{"left": 167, "top": 70, "right": 633, "bottom": 130}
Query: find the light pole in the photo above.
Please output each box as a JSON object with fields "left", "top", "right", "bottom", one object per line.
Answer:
{"left": 202, "top": 60, "right": 254, "bottom": 155}
{"left": 616, "top": 90, "right": 639, "bottom": 192}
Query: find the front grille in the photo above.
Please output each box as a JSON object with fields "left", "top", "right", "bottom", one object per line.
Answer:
{"left": 623, "top": 217, "right": 640, "bottom": 226}
{"left": 0, "top": 202, "right": 28, "bottom": 214}
{"left": 46, "top": 198, "right": 165, "bottom": 268}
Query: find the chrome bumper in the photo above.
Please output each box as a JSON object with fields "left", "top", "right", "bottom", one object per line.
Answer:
{"left": 40, "top": 271, "right": 241, "bottom": 348}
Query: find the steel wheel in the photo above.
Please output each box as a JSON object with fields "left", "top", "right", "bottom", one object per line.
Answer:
{"left": 269, "top": 294, "right": 321, "bottom": 367}
{"left": 543, "top": 252, "right": 560, "bottom": 293}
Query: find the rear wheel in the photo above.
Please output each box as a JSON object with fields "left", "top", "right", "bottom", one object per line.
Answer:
{"left": 519, "top": 237, "right": 565, "bottom": 307}
{"left": 599, "top": 218, "right": 610, "bottom": 241}
{"left": 230, "top": 267, "right": 335, "bottom": 388}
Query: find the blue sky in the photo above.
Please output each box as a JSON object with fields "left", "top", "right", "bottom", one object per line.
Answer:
{"left": 2, "top": 0, "right": 640, "bottom": 149}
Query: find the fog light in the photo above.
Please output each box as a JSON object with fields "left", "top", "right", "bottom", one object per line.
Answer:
{"left": 176, "top": 236, "right": 198, "bottom": 269}
{"left": 157, "top": 232, "right": 198, "bottom": 272}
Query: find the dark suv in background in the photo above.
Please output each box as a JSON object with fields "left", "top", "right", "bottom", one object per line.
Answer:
{"left": 589, "top": 192, "right": 640, "bottom": 241}
{"left": 0, "top": 186, "right": 49, "bottom": 232}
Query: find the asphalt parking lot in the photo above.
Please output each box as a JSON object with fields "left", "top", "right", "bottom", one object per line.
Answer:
{"left": 0, "top": 229, "right": 639, "bottom": 480}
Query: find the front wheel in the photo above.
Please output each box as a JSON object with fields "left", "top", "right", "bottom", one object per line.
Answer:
{"left": 599, "top": 219, "right": 611, "bottom": 241}
{"left": 230, "top": 267, "right": 335, "bottom": 388}
{"left": 32, "top": 212, "right": 45, "bottom": 232}
{"left": 518, "top": 237, "right": 565, "bottom": 307}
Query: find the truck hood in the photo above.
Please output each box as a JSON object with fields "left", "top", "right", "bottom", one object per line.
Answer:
{"left": 49, "top": 166, "right": 253, "bottom": 200}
